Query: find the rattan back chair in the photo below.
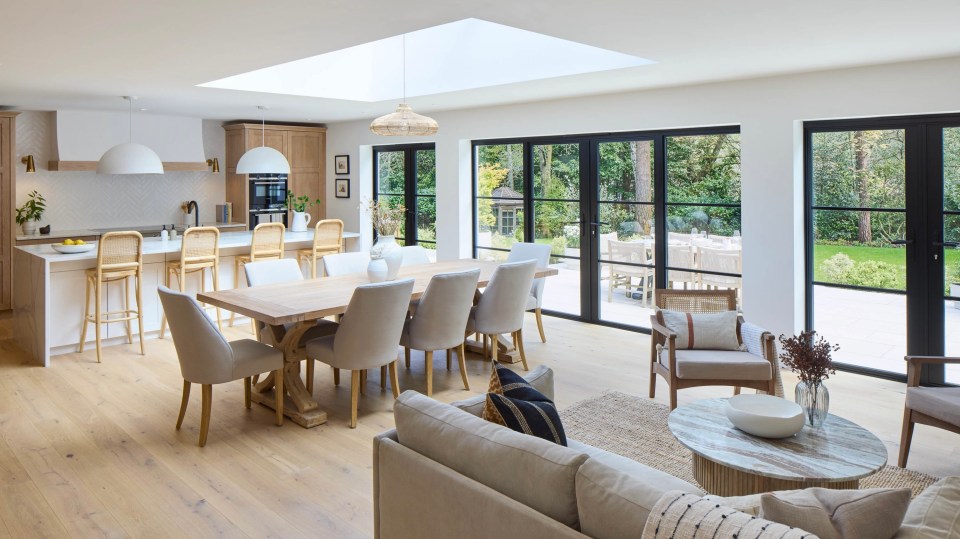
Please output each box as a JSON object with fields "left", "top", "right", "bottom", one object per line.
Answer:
{"left": 297, "top": 219, "right": 344, "bottom": 278}
{"left": 230, "top": 223, "right": 286, "bottom": 330}
{"left": 161, "top": 226, "right": 222, "bottom": 338}
{"left": 78, "top": 231, "right": 145, "bottom": 363}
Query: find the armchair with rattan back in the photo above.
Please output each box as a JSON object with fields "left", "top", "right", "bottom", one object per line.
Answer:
{"left": 649, "top": 288, "right": 778, "bottom": 409}
{"left": 898, "top": 355, "right": 960, "bottom": 467}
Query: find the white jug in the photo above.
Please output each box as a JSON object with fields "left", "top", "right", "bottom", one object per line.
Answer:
{"left": 291, "top": 211, "right": 311, "bottom": 232}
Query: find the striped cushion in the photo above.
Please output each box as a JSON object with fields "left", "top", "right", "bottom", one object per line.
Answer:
{"left": 482, "top": 362, "right": 567, "bottom": 446}
{"left": 659, "top": 309, "right": 741, "bottom": 350}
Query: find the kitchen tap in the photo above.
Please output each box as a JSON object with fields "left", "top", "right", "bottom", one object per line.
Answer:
{"left": 187, "top": 200, "right": 199, "bottom": 228}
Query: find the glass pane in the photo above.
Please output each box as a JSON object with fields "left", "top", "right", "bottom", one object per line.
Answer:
{"left": 376, "top": 151, "right": 405, "bottom": 194}
{"left": 533, "top": 201, "right": 579, "bottom": 255}
{"left": 813, "top": 210, "right": 905, "bottom": 291}
{"left": 475, "top": 247, "right": 509, "bottom": 262}
{"left": 813, "top": 284, "right": 906, "bottom": 376}
{"left": 598, "top": 140, "right": 654, "bottom": 202}
{"left": 943, "top": 301, "right": 960, "bottom": 384}
{"left": 377, "top": 195, "right": 406, "bottom": 240}
{"left": 811, "top": 129, "right": 905, "bottom": 209}
{"left": 416, "top": 195, "right": 436, "bottom": 245}
{"left": 666, "top": 133, "right": 741, "bottom": 204}
{"left": 533, "top": 143, "right": 580, "bottom": 199}
{"left": 598, "top": 203, "right": 653, "bottom": 243}
{"left": 476, "top": 199, "right": 524, "bottom": 248}
{"left": 540, "top": 255, "right": 581, "bottom": 318}
{"left": 599, "top": 261, "right": 654, "bottom": 328}
{"left": 476, "top": 144, "right": 524, "bottom": 198}
{"left": 665, "top": 205, "right": 741, "bottom": 237}
{"left": 416, "top": 149, "right": 436, "bottom": 195}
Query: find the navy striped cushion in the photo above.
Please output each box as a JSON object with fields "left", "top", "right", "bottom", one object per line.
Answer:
{"left": 482, "top": 363, "right": 567, "bottom": 446}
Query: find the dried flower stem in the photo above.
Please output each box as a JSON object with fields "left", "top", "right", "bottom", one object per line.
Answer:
{"left": 778, "top": 331, "right": 838, "bottom": 386}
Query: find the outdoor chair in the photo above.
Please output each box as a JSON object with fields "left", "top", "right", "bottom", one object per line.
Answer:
{"left": 607, "top": 240, "right": 654, "bottom": 306}
{"left": 898, "top": 356, "right": 960, "bottom": 467}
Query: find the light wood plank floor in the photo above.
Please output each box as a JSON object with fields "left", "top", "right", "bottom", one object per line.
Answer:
{"left": 0, "top": 312, "right": 957, "bottom": 537}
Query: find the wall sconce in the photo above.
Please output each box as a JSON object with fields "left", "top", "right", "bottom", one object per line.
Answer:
{"left": 206, "top": 158, "right": 220, "bottom": 173}
{"left": 21, "top": 155, "right": 36, "bottom": 173}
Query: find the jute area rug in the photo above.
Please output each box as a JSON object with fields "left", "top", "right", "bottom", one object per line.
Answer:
{"left": 560, "top": 391, "right": 939, "bottom": 497}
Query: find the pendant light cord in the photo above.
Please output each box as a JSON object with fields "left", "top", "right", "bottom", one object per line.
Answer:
{"left": 128, "top": 97, "right": 133, "bottom": 143}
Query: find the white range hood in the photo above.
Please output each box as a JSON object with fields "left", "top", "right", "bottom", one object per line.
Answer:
{"left": 53, "top": 110, "right": 205, "bottom": 162}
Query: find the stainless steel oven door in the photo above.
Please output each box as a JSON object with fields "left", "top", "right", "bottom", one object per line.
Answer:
{"left": 249, "top": 179, "right": 287, "bottom": 209}
{"left": 249, "top": 209, "right": 288, "bottom": 228}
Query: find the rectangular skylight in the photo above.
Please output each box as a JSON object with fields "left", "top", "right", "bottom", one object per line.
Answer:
{"left": 199, "top": 18, "right": 654, "bottom": 102}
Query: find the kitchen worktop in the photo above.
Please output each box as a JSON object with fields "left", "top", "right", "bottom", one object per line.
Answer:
{"left": 15, "top": 222, "right": 247, "bottom": 242}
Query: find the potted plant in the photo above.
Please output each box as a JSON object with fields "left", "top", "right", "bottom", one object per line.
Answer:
{"left": 365, "top": 198, "right": 406, "bottom": 281}
{"left": 286, "top": 190, "right": 320, "bottom": 233}
{"left": 16, "top": 190, "right": 46, "bottom": 235}
{"left": 778, "top": 331, "right": 838, "bottom": 428}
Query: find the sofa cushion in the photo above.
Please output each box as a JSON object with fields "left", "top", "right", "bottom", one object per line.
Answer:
{"left": 896, "top": 476, "right": 960, "bottom": 538}
{"left": 572, "top": 441, "right": 702, "bottom": 539}
{"left": 906, "top": 387, "right": 960, "bottom": 427}
{"left": 393, "top": 390, "right": 588, "bottom": 528}
{"left": 673, "top": 348, "right": 772, "bottom": 380}
{"left": 642, "top": 491, "right": 817, "bottom": 539}
{"left": 453, "top": 365, "right": 554, "bottom": 416}
{"left": 485, "top": 393, "right": 567, "bottom": 446}
{"left": 761, "top": 487, "right": 910, "bottom": 539}
{"left": 660, "top": 309, "right": 741, "bottom": 350}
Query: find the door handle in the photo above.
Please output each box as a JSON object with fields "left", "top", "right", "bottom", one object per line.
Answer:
{"left": 933, "top": 241, "right": 960, "bottom": 248}
{"left": 890, "top": 239, "right": 913, "bottom": 245}
{"left": 589, "top": 222, "right": 610, "bottom": 227}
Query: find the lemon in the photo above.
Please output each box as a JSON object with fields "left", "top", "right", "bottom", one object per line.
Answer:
{"left": 75, "top": 240, "right": 85, "bottom": 245}
{"left": 63, "top": 239, "right": 75, "bottom": 245}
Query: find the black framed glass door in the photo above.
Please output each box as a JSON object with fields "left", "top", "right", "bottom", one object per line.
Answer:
{"left": 373, "top": 143, "right": 436, "bottom": 252}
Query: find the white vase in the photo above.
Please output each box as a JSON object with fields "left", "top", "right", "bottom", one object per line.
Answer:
{"left": 291, "top": 211, "right": 311, "bottom": 233}
{"left": 373, "top": 235, "right": 403, "bottom": 281}
{"left": 367, "top": 257, "right": 388, "bottom": 283}
{"left": 21, "top": 220, "right": 37, "bottom": 235}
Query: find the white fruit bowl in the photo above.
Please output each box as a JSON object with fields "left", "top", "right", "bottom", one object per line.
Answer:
{"left": 51, "top": 243, "right": 96, "bottom": 254}
{"left": 725, "top": 394, "right": 805, "bottom": 438}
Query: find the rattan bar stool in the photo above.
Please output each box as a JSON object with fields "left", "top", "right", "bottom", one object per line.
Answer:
{"left": 296, "top": 219, "right": 344, "bottom": 278}
{"left": 77, "top": 231, "right": 145, "bottom": 363}
{"left": 161, "top": 226, "right": 222, "bottom": 338}
{"left": 229, "top": 222, "right": 286, "bottom": 332}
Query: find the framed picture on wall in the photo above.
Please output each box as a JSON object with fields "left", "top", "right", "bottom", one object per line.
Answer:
{"left": 335, "top": 178, "right": 350, "bottom": 199}
{"left": 335, "top": 155, "right": 350, "bottom": 174}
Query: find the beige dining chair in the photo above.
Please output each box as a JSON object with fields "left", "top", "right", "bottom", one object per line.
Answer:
{"left": 158, "top": 286, "right": 284, "bottom": 447}
{"left": 297, "top": 219, "right": 344, "bottom": 278}
{"left": 667, "top": 244, "right": 698, "bottom": 290}
{"left": 607, "top": 239, "right": 653, "bottom": 306}
{"left": 230, "top": 222, "right": 286, "bottom": 330}
{"left": 322, "top": 251, "right": 370, "bottom": 277}
{"left": 305, "top": 278, "right": 415, "bottom": 428}
{"left": 78, "top": 231, "right": 145, "bottom": 363}
{"left": 400, "top": 245, "right": 432, "bottom": 266}
{"left": 899, "top": 355, "right": 960, "bottom": 467}
{"left": 244, "top": 259, "right": 339, "bottom": 393}
{"left": 400, "top": 269, "right": 481, "bottom": 395}
{"left": 507, "top": 242, "right": 552, "bottom": 342}
{"left": 161, "top": 226, "right": 221, "bottom": 338}
{"left": 698, "top": 245, "right": 742, "bottom": 303}
{"left": 465, "top": 260, "right": 537, "bottom": 371}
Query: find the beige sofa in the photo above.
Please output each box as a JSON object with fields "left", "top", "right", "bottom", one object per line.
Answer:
{"left": 373, "top": 367, "right": 960, "bottom": 539}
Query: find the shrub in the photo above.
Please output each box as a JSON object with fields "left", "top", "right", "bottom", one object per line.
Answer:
{"left": 844, "top": 260, "right": 900, "bottom": 288}
{"left": 821, "top": 253, "right": 855, "bottom": 282}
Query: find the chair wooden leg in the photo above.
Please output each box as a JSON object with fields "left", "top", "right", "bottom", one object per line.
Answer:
{"left": 457, "top": 343, "right": 470, "bottom": 391}
{"left": 482, "top": 335, "right": 488, "bottom": 361}
{"left": 123, "top": 276, "right": 133, "bottom": 344}
{"left": 176, "top": 380, "right": 190, "bottom": 430}
{"left": 380, "top": 365, "right": 387, "bottom": 391}
{"left": 94, "top": 279, "right": 102, "bottom": 363}
{"left": 669, "top": 387, "right": 678, "bottom": 410}
{"left": 274, "top": 368, "right": 284, "bottom": 426}
{"left": 535, "top": 307, "right": 546, "bottom": 343}
{"left": 515, "top": 330, "right": 529, "bottom": 371}
{"left": 898, "top": 409, "right": 915, "bottom": 468}
{"left": 404, "top": 347, "right": 411, "bottom": 369}
{"left": 311, "top": 255, "right": 318, "bottom": 279}
{"left": 333, "top": 367, "right": 340, "bottom": 386}
{"left": 244, "top": 377, "right": 251, "bottom": 409}
{"left": 306, "top": 359, "right": 314, "bottom": 395}
{"left": 78, "top": 276, "right": 91, "bottom": 353}
{"left": 136, "top": 271, "right": 145, "bottom": 355}
{"left": 388, "top": 361, "right": 400, "bottom": 399}
{"left": 198, "top": 384, "right": 212, "bottom": 447}
{"left": 446, "top": 349, "right": 452, "bottom": 370}
{"left": 350, "top": 371, "right": 360, "bottom": 429}
{"left": 733, "top": 386, "right": 741, "bottom": 396}
{"left": 425, "top": 350, "right": 433, "bottom": 396}
{"left": 649, "top": 341, "right": 658, "bottom": 398}
{"left": 490, "top": 335, "right": 498, "bottom": 364}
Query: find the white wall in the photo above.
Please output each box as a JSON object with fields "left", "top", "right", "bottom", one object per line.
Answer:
{"left": 325, "top": 56, "right": 960, "bottom": 337}
{"left": 15, "top": 112, "right": 226, "bottom": 229}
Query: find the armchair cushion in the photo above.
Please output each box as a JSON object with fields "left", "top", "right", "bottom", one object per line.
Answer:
{"left": 671, "top": 349, "right": 772, "bottom": 380}
{"left": 659, "top": 309, "right": 741, "bottom": 351}
{"left": 906, "top": 387, "right": 960, "bottom": 427}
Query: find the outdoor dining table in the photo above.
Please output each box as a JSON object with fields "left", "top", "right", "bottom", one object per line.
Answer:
{"left": 198, "top": 259, "right": 559, "bottom": 428}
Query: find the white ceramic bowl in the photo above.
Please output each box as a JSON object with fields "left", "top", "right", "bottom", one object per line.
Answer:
{"left": 51, "top": 243, "right": 96, "bottom": 254}
{"left": 725, "top": 394, "right": 805, "bottom": 438}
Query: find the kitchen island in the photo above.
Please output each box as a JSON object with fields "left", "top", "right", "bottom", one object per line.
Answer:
{"left": 13, "top": 229, "right": 359, "bottom": 366}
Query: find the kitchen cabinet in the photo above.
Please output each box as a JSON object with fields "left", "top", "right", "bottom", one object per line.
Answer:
{"left": 0, "top": 112, "right": 17, "bottom": 311}
{"left": 224, "top": 123, "right": 326, "bottom": 227}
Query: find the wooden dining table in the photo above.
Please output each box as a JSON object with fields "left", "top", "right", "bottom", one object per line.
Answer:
{"left": 198, "top": 259, "right": 559, "bottom": 428}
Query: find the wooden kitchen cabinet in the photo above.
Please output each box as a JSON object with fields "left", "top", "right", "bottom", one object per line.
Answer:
{"left": 0, "top": 112, "right": 17, "bottom": 311}
{"left": 223, "top": 123, "right": 326, "bottom": 227}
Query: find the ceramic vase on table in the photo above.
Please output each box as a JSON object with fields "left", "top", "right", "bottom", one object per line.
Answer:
{"left": 367, "top": 257, "right": 388, "bottom": 283}
{"left": 21, "top": 220, "right": 38, "bottom": 235}
{"left": 372, "top": 235, "right": 402, "bottom": 281}
{"left": 795, "top": 381, "right": 829, "bottom": 428}
{"left": 291, "top": 211, "right": 311, "bottom": 233}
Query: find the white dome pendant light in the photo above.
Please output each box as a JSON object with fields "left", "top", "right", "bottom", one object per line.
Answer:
{"left": 369, "top": 34, "right": 439, "bottom": 136}
{"left": 236, "top": 106, "right": 291, "bottom": 174}
{"left": 97, "top": 96, "right": 164, "bottom": 175}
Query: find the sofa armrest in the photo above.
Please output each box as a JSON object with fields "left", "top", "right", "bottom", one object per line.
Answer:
{"left": 373, "top": 430, "right": 399, "bottom": 539}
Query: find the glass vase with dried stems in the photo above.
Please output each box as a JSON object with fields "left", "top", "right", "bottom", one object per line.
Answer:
{"left": 778, "top": 331, "right": 838, "bottom": 428}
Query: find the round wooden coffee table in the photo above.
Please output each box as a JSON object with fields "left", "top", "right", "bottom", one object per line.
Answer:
{"left": 668, "top": 398, "right": 887, "bottom": 496}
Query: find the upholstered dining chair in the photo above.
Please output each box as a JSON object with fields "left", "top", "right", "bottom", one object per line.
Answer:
{"left": 400, "top": 269, "right": 480, "bottom": 395}
{"left": 899, "top": 356, "right": 960, "bottom": 467}
{"left": 649, "top": 288, "right": 781, "bottom": 409}
{"left": 297, "top": 219, "right": 344, "bottom": 278}
{"left": 305, "top": 279, "right": 415, "bottom": 428}
{"left": 244, "top": 259, "right": 338, "bottom": 393}
{"left": 466, "top": 260, "right": 537, "bottom": 371}
{"left": 400, "top": 245, "right": 432, "bottom": 266}
{"left": 507, "top": 242, "right": 552, "bottom": 343}
{"left": 322, "top": 251, "right": 370, "bottom": 277}
{"left": 158, "top": 286, "right": 284, "bottom": 447}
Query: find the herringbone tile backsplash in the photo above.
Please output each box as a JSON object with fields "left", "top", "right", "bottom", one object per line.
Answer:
{"left": 14, "top": 111, "right": 226, "bottom": 231}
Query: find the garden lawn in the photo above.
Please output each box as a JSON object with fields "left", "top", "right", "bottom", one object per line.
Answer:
{"left": 813, "top": 243, "right": 960, "bottom": 291}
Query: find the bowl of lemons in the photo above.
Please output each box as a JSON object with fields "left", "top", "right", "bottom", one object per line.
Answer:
{"left": 51, "top": 238, "right": 95, "bottom": 254}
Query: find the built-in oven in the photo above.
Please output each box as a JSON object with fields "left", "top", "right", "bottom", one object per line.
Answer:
{"left": 248, "top": 174, "right": 288, "bottom": 227}
{"left": 249, "top": 208, "right": 288, "bottom": 227}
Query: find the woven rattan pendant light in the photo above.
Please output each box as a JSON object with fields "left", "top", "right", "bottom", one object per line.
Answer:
{"left": 369, "top": 34, "right": 438, "bottom": 136}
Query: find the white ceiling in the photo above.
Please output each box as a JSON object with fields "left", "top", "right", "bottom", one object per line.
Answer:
{"left": 2, "top": 0, "right": 959, "bottom": 124}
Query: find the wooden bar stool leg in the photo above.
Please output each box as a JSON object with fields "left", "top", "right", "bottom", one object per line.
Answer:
{"left": 311, "top": 254, "right": 318, "bottom": 279}
{"left": 94, "top": 277, "right": 103, "bottom": 363}
{"left": 123, "top": 276, "right": 133, "bottom": 344}
{"left": 160, "top": 268, "right": 172, "bottom": 338}
{"left": 78, "top": 275, "right": 91, "bottom": 353}
{"left": 229, "top": 258, "right": 241, "bottom": 326}
{"left": 212, "top": 263, "right": 223, "bottom": 331}
{"left": 136, "top": 269, "right": 145, "bottom": 355}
